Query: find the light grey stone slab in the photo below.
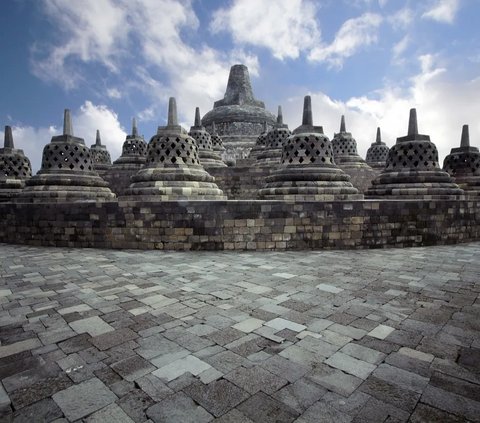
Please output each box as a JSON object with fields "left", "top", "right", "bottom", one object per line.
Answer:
{"left": 325, "top": 351, "right": 376, "bottom": 379}
{"left": 69, "top": 316, "right": 114, "bottom": 337}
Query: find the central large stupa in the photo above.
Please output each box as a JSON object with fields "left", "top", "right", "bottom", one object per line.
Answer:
{"left": 201, "top": 64, "right": 276, "bottom": 160}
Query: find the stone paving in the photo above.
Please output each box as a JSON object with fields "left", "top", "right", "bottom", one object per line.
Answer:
{"left": 0, "top": 242, "right": 479, "bottom": 422}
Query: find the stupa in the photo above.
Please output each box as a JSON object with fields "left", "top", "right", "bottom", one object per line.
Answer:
{"left": 366, "top": 109, "right": 463, "bottom": 199}
{"left": 189, "top": 108, "right": 226, "bottom": 168}
{"left": 17, "top": 110, "right": 115, "bottom": 203}
{"left": 366, "top": 127, "right": 389, "bottom": 169}
{"left": 112, "top": 118, "right": 147, "bottom": 169}
{"left": 0, "top": 126, "right": 32, "bottom": 202}
{"left": 90, "top": 130, "right": 112, "bottom": 172}
{"left": 123, "top": 98, "right": 226, "bottom": 200}
{"left": 258, "top": 96, "right": 362, "bottom": 201}
{"left": 248, "top": 121, "right": 269, "bottom": 160}
{"left": 255, "top": 106, "right": 291, "bottom": 167}
{"left": 443, "top": 125, "right": 480, "bottom": 196}
{"left": 201, "top": 64, "right": 276, "bottom": 159}
{"left": 332, "top": 116, "right": 372, "bottom": 170}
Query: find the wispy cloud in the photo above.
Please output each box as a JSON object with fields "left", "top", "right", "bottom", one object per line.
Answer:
{"left": 422, "top": 0, "right": 460, "bottom": 24}
{"left": 308, "top": 13, "right": 382, "bottom": 68}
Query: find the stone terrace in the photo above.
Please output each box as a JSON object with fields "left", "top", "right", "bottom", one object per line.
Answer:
{"left": 0, "top": 242, "right": 479, "bottom": 422}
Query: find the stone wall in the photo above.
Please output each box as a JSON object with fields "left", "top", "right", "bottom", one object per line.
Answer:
{"left": 1, "top": 199, "right": 479, "bottom": 250}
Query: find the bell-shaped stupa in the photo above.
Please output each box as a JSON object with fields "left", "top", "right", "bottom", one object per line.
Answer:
{"left": 0, "top": 126, "right": 32, "bottom": 202}
{"left": 366, "top": 109, "right": 463, "bottom": 199}
{"left": 112, "top": 118, "right": 147, "bottom": 169}
{"left": 332, "top": 116, "right": 372, "bottom": 170}
{"left": 90, "top": 130, "right": 112, "bottom": 172}
{"left": 366, "top": 127, "right": 389, "bottom": 169}
{"left": 123, "top": 98, "right": 226, "bottom": 200}
{"left": 258, "top": 96, "right": 362, "bottom": 201}
{"left": 210, "top": 122, "right": 226, "bottom": 157}
{"left": 201, "top": 64, "right": 276, "bottom": 159}
{"left": 17, "top": 110, "right": 115, "bottom": 203}
{"left": 189, "top": 108, "right": 226, "bottom": 168}
{"left": 255, "top": 106, "right": 291, "bottom": 167}
{"left": 248, "top": 121, "right": 269, "bottom": 160}
{"left": 443, "top": 125, "right": 480, "bottom": 196}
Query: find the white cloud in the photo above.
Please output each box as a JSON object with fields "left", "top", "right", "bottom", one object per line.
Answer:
{"left": 392, "top": 35, "right": 410, "bottom": 64}
{"left": 308, "top": 13, "right": 382, "bottom": 68}
{"left": 282, "top": 54, "right": 480, "bottom": 164}
{"left": 422, "top": 0, "right": 460, "bottom": 24}
{"left": 5, "top": 102, "right": 126, "bottom": 173}
{"left": 106, "top": 88, "right": 122, "bottom": 99}
{"left": 388, "top": 7, "right": 414, "bottom": 30}
{"left": 210, "top": 0, "right": 321, "bottom": 60}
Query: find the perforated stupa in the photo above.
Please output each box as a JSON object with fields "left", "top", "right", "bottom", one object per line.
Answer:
{"left": 366, "top": 109, "right": 463, "bottom": 199}
{"left": 443, "top": 125, "right": 480, "bottom": 196}
{"left": 124, "top": 98, "right": 226, "bottom": 200}
{"left": 332, "top": 116, "right": 372, "bottom": 170}
{"left": 248, "top": 121, "right": 269, "bottom": 160}
{"left": 255, "top": 106, "right": 291, "bottom": 167}
{"left": 366, "top": 127, "right": 389, "bottom": 169}
{"left": 17, "top": 110, "right": 115, "bottom": 203}
{"left": 258, "top": 96, "right": 361, "bottom": 201}
{"left": 210, "top": 122, "right": 226, "bottom": 157}
{"left": 189, "top": 108, "right": 226, "bottom": 168}
{"left": 0, "top": 126, "right": 32, "bottom": 202}
{"left": 112, "top": 118, "right": 147, "bottom": 169}
{"left": 90, "top": 130, "right": 112, "bottom": 171}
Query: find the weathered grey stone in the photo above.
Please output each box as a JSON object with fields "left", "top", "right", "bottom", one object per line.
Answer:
{"left": 237, "top": 391, "right": 299, "bottom": 423}
{"left": 146, "top": 392, "right": 213, "bottom": 423}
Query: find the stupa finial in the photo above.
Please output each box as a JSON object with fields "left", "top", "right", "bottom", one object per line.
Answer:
{"left": 4, "top": 126, "right": 14, "bottom": 148}
{"left": 194, "top": 107, "right": 201, "bottom": 127}
{"left": 302, "top": 96, "right": 313, "bottom": 126}
{"left": 95, "top": 130, "right": 101, "bottom": 146}
{"left": 277, "top": 106, "right": 283, "bottom": 125}
{"left": 376, "top": 127, "right": 382, "bottom": 144}
{"left": 408, "top": 108, "right": 418, "bottom": 136}
{"left": 460, "top": 125, "right": 470, "bottom": 148}
{"left": 63, "top": 109, "right": 73, "bottom": 136}
{"left": 132, "top": 118, "right": 138, "bottom": 137}
{"left": 340, "top": 115, "right": 346, "bottom": 133}
{"left": 168, "top": 97, "right": 178, "bottom": 126}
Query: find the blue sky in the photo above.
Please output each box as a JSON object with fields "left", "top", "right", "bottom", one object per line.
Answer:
{"left": 1, "top": 0, "right": 479, "bottom": 171}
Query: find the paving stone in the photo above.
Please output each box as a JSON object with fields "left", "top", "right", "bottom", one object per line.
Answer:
{"left": 153, "top": 354, "right": 211, "bottom": 382}
{"left": 89, "top": 327, "right": 138, "bottom": 351}
{"left": 353, "top": 396, "right": 410, "bottom": 422}
{"left": 329, "top": 324, "right": 366, "bottom": 340}
{"left": 325, "top": 352, "right": 376, "bottom": 380}
{"left": 384, "top": 352, "right": 432, "bottom": 378}
{"left": 85, "top": 403, "right": 135, "bottom": 423}
{"left": 308, "top": 364, "right": 363, "bottom": 397}
{"left": 359, "top": 376, "right": 421, "bottom": 412}
{"left": 232, "top": 318, "right": 264, "bottom": 333}
{"left": 58, "top": 332, "right": 92, "bottom": 354}
{"left": 368, "top": 324, "right": 395, "bottom": 340}
{"left": 0, "top": 338, "right": 42, "bottom": 359}
{"left": 373, "top": 364, "right": 429, "bottom": 394}
{"left": 204, "top": 350, "right": 248, "bottom": 373}
{"left": 322, "top": 390, "right": 371, "bottom": 416}
{"left": 316, "top": 283, "right": 344, "bottom": 294}
{"left": 11, "top": 398, "right": 63, "bottom": 423}
{"left": 237, "top": 391, "right": 299, "bottom": 423}
{"left": 207, "top": 327, "right": 244, "bottom": 346}
{"left": 340, "top": 342, "right": 386, "bottom": 364}
{"left": 421, "top": 385, "right": 480, "bottom": 422}
{"left": 429, "top": 371, "right": 480, "bottom": 402}
{"left": 52, "top": 377, "right": 117, "bottom": 421}
{"left": 146, "top": 391, "right": 213, "bottom": 423}
{"left": 135, "top": 373, "right": 173, "bottom": 401}
{"left": 111, "top": 354, "right": 156, "bottom": 381}
{"left": 184, "top": 379, "right": 249, "bottom": 417}
{"left": 213, "top": 408, "right": 255, "bottom": 423}
{"left": 260, "top": 354, "right": 309, "bottom": 382}
{"left": 118, "top": 388, "right": 156, "bottom": 422}
{"left": 225, "top": 365, "right": 288, "bottom": 394}
{"left": 69, "top": 316, "right": 114, "bottom": 337}
{"left": 273, "top": 378, "right": 327, "bottom": 413}
{"left": 409, "top": 403, "right": 467, "bottom": 423}
{"left": 3, "top": 361, "right": 60, "bottom": 392}
{"left": 297, "top": 335, "right": 339, "bottom": 357}
{"left": 265, "top": 317, "right": 306, "bottom": 332}
{"left": 297, "top": 400, "right": 353, "bottom": 423}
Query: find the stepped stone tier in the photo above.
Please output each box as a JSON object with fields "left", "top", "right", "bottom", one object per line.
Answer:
{"left": 443, "top": 125, "right": 480, "bottom": 196}
{"left": 366, "top": 127, "right": 389, "bottom": 169}
{"left": 123, "top": 97, "right": 226, "bottom": 201}
{"left": 189, "top": 107, "right": 226, "bottom": 168}
{"left": 255, "top": 106, "right": 291, "bottom": 167}
{"left": 90, "top": 130, "right": 112, "bottom": 171}
{"left": 248, "top": 121, "right": 269, "bottom": 160}
{"left": 201, "top": 64, "right": 276, "bottom": 159}
{"left": 16, "top": 109, "right": 115, "bottom": 203}
{"left": 332, "top": 115, "right": 372, "bottom": 170}
{"left": 366, "top": 109, "right": 463, "bottom": 199}
{"left": 258, "top": 96, "right": 362, "bottom": 201}
{"left": 112, "top": 118, "right": 147, "bottom": 169}
{"left": 0, "top": 126, "right": 32, "bottom": 202}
